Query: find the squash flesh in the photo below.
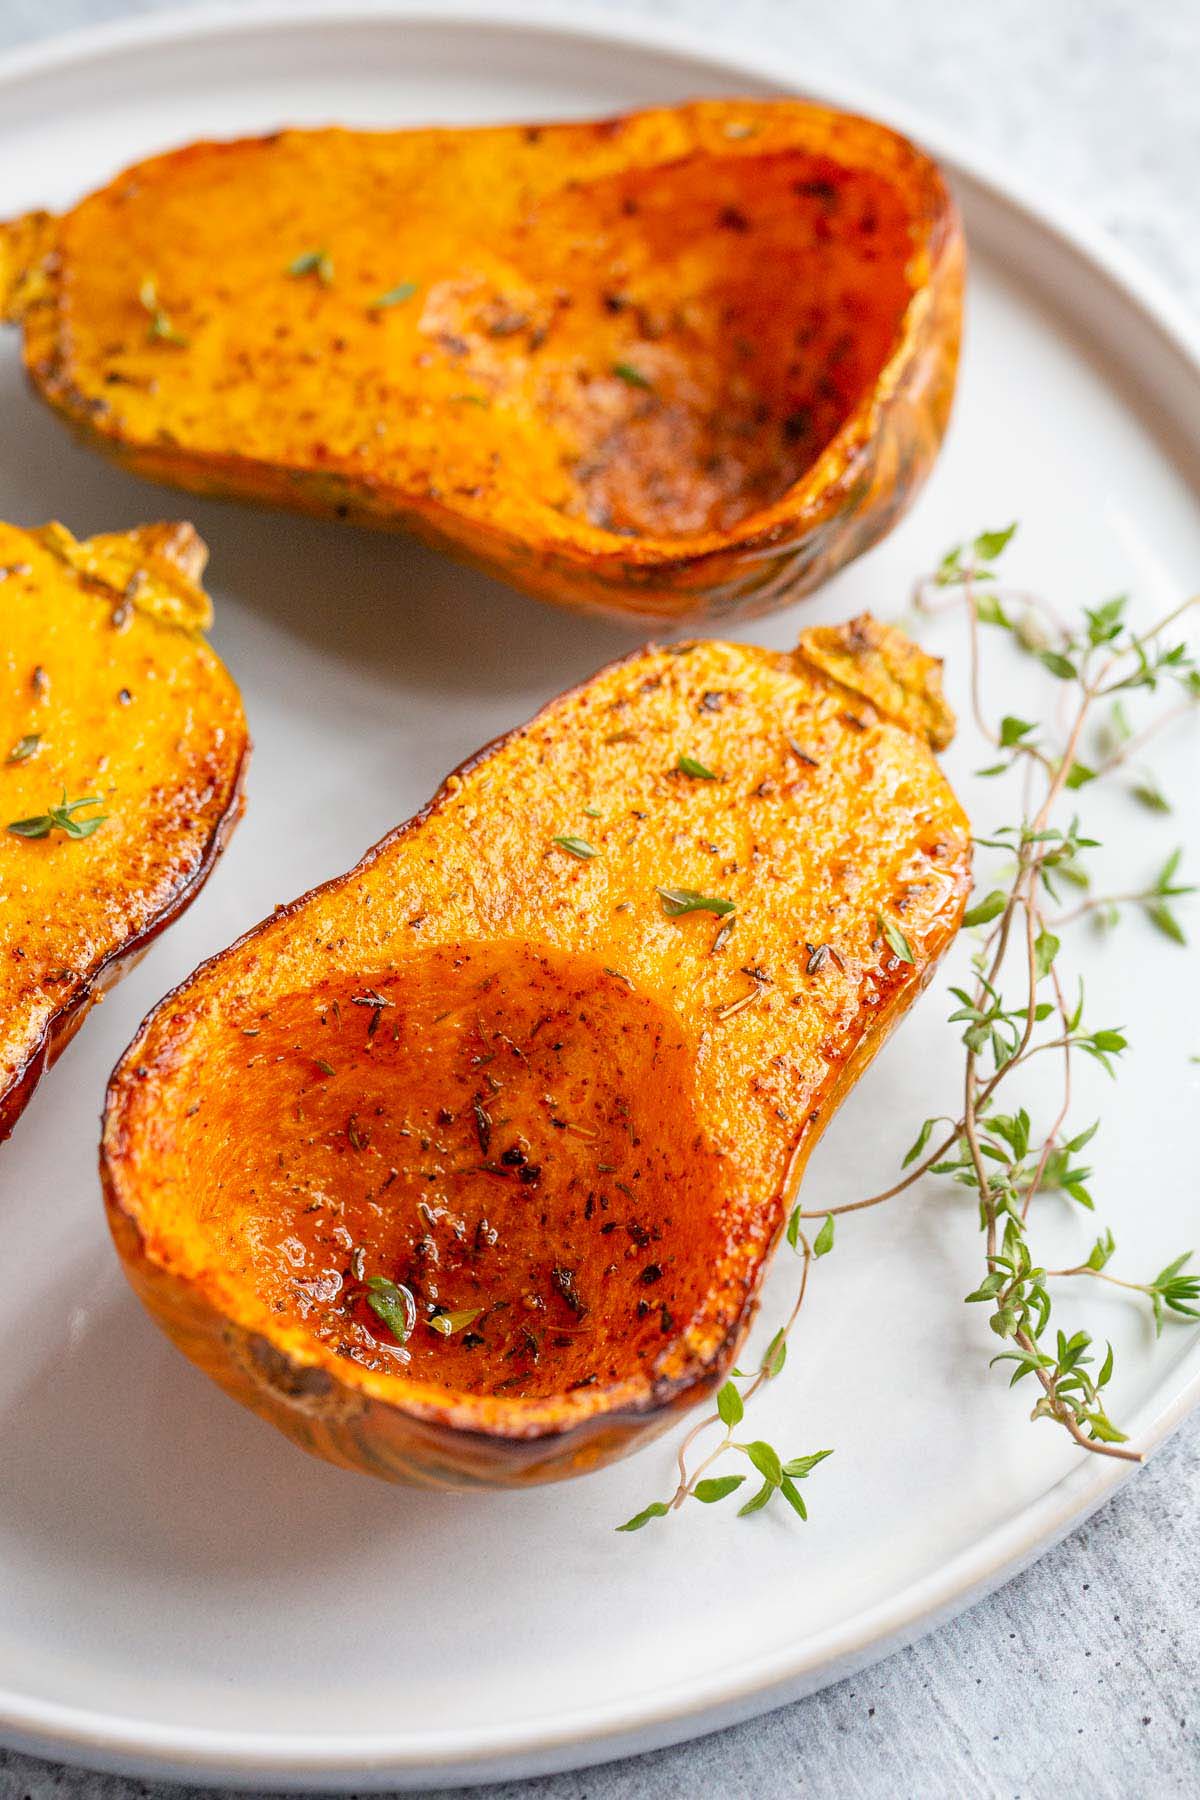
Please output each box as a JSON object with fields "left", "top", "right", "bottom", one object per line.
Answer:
{"left": 2, "top": 102, "right": 963, "bottom": 622}
{"left": 102, "top": 617, "right": 970, "bottom": 1484}
{"left": 0, "top": 520, "right": 246, "bottom": 1139}
{"left": 161, "top": 947, "right": 734, "bottom": 1404}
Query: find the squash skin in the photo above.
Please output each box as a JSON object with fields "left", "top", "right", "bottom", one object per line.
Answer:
{"left": 102, "top": 617, "right": 971, "bottom": 1488}
{"left": 0, "top": 521, "right": 247, "bottom": 1141}
{"left": 1, "top": 102, "right": 963, "bottom": 625}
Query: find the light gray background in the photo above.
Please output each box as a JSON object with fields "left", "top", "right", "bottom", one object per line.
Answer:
{"left": 0, "top": 3, "right": 1197, "bottom": 1797}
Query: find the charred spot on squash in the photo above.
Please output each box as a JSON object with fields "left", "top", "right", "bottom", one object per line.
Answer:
{"left": 159, "top": 943, "right": 730, "bottom": 1404}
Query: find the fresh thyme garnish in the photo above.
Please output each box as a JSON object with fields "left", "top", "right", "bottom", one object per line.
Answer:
{"left": 370, "top": 281, "right": 418, "bottom": 309}
{"left": 6, "top": 790, "right": 106, "bottom": 840}
{"left": 5, "top": 734, "right": 40, "bottom": 763}
{"left": 287, "top": 249, "right": 334, "bottom": 285}
{"left": 138, "top": 278, "right": 188, "bottom": 346}
{"left": 1048, "top": 845, "right": 1195, "bottom": 943}
{"left": 612, "top": 361, "right": 652, "bottom": 389}
{"left": 657, "top": 887, "right": 735, "bottom": 918}
{"left": 676, "top": 754, "right": 718, "bottom": 780}
{"left": 553, "top": 835, "right": 598, "bottom": 859}
{"left": 365, "top": 1276, "right": 416, "bottom": 1344}
{"left": 622, "top": 522, "right": 1199, "bottom": 1533}
{"left": 428, "top": 1307, "right": 484, "bottom": 1337}
{"left": 877, "top": 913, "right": 916, "bottom": 965}
{"left": 618, "top": 1217, "right": 834, "bottom": 1530}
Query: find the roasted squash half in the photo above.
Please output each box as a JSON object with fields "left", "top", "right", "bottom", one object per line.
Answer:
{"left": 0, "top": 520, "right": 247, "bottom": 1141}
{"left": 102, "top": 616, "right": 970, "bottom": 1487}
{"left": 0, "top": 101, "right": 963, "bottom": 625}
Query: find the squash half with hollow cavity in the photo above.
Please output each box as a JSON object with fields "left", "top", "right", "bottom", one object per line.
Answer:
{"left": 0, "top": 520, "right": 247, "bottom": 1141}
{"left": 1, "top": 101, "right": 963, "bottom": 625}
{"left": 101, "top": 616, "right": 970, "bottom": 1487}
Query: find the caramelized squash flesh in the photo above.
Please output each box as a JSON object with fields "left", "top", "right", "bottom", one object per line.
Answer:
{"left": 0, "top": 521, "right": 247, "bottom": 1140}
{"left": 162, "top": 945, "right": 729, "bottom": 1404}
{"left": 1, "top": 102, "right": 963, "bottom": 622}
{"left": 103, "top": 617, "right": 970, "bottom": 1485}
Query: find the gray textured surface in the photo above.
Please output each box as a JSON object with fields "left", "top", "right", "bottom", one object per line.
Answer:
{"left": 1, "top": 3, "right": 1197, "bottom": 1797}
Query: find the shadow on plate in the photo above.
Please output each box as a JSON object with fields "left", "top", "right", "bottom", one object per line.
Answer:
{"left": 0, "top": 1281, "right": 508, "bottom": 1592}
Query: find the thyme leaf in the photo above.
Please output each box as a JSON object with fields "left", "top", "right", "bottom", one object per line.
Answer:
{"left": 428, "top": 1307, "right": 484, "bottom": 1337}
{"left": 365, "top": 1277, "right": 416, "bottom": 1344}
{"left": 877, "top": 913, "right": 915, "bottom": 964}
{"left": 7, "top": 791, "right": 106, "bottom": 840}
{"left": 657, "top": 887, "right": 735, "bottom": 918}
{"left": 288, "top": 249, "right": 334, "bottom": 285}
{"left": 371, "top": 281, "right": 418, "bottom": 309}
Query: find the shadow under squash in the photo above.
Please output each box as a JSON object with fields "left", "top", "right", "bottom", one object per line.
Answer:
{"left": 0, "top": 1282, "right": 502, "bottom": 1597}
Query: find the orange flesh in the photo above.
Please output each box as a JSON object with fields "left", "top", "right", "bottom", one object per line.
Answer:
{"left": 190, "top": 945, "right": 726, "bottom": 1399}
{"left": 26, "top": 138, "right": 914, "bottom": 541}
{"left": 102, "top": 620, "right": 971, "bottom": 1478}
{"left": 0, "top": 520, "right": 245, "bottom": 1137}
{"left": 2, "top": 103, "right": 962, "bottom": 624}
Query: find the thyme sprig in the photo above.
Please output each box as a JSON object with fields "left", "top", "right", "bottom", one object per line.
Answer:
{"left": 621, "top": 526, "right": 1198, "bottom": 1531}
{"left": 7, "top": 790, "right": 107, "bottom": 840}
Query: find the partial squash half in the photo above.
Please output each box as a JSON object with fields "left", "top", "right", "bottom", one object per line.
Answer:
{"left": 102, "top": 616, "right": 970, "bottom": 1486}
{"left": 1, "top": 102, "right": 963, "bottom": 624}
{"left": 0, "top": 520, "right": 247, "bottom": 1140}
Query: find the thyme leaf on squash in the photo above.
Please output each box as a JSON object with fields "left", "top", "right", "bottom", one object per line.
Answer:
{"left": 553, "top": 835, "right": 598, "bottom": 859}
{"left": 365, "top": 1277, "right": 417, "bottom": 1344}
{"left": 877, "top": 913, "right": 916, "bottom": 964}
{"left": 676, "top": 754, "right": 718, "bottom": 780}
{"left": 428, "top": 1307, "right": 484, "bottom": 1337}
{"left": 287, "top": 249, "right": 334, "bottom": 286}
{"left": 5, "top": 734, "right": 40, "bottom": 764}
{"left": 657, "top": 887, "right": 735, "bottom": 918}
{"left": 370, "top": 281, "right": 419, "bottom": 309}
{"left": 7, "top": 791, "right": 106, "bottom": 840}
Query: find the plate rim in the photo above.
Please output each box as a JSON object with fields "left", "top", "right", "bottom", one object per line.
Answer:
{"left": 0, "top": 1, "right": 1198, "bottom": 1786}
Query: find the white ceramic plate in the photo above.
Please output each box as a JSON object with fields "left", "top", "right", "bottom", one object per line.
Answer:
{"left": 1, "top": 4, "right": 1198, "bottom": 1790}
